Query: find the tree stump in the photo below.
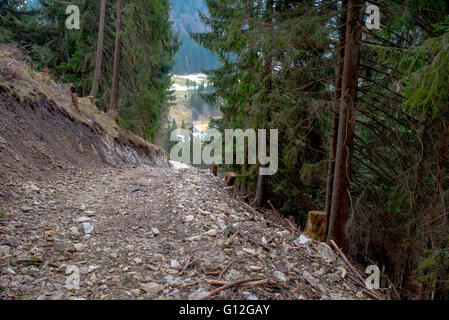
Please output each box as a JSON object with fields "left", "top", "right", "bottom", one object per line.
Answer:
{"left": 87, "top": 96, "right": 96, "bottom": 106}
{"left": 304, "top": 211, "right": 327, "bottom": 242}
{"left": 70, "top": 93, "right": 79, "bottom": 110}
{"left": 224, "top": 172, "right": 236, "bottom": 186}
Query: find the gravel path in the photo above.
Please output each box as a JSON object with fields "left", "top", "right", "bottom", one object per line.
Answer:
{"left": 0, "top": 164, "right": 372, "bottom": 300}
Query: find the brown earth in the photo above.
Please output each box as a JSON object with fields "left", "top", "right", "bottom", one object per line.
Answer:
{"left": 0, "top": 45, "right": 168, "bottom": 204}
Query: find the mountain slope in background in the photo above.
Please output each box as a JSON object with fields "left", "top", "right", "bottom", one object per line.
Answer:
{"left": 170, "top": 0, "right": 218, "bottom": 74}
{"left": 24, "top": 0, "right": 217, "bottom": 74}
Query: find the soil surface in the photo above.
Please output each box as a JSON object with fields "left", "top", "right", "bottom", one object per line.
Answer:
{"left": 0, "top": 163, "right": 374, "bottom": 300}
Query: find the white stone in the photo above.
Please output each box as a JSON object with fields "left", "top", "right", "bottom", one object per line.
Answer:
{"left": 170, "top": 260, "right": 180, "bottom": 269}
{"left": 83, "top": 222, "right": 94, "bottom": 234}
{"left": 206, "top": 229, "right": 218, "bottom": 237}
{"left": 186, "top": 235, "right": 202, "bottom": 242}
{"left": 274, "top": 271, "right": 287, "bottom": 283}
{"left": 294, "top": 234, "right": 310, "bottom": 246}
{"left": 70, "top": 226, "right": 80, "bottom": 236}
{"left": 317, "top": 242, "right": 337, "bottom": 263}
{"left": 73, "top": 243, "right": 86, "bottom": 252}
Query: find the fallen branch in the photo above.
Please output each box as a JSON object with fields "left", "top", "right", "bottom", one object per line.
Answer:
{"left": 244, "top": 234, "right": 271, "bottom": 251}
{"left": 200, "top": 277, "right": 265, "bottom": 300}
{"left": 242, "top": 202, "right": 290, "bottom": 232}
{"left": 330, "top": 240, "right": 385, "bottom": 300}
{"left": 219, "top": 259, "right": 241, "bottom": 280}
{"left": 362, "top": 289, "right": 383, "bottom": 300}
{"left": 246, "top": 279, "right": 278, "bottom": 286}
{"left": 204, "top": 279, "right": 230, "bottom": 286}
{"left": 268, "top": 200, "right": 298, "bottom": 233}
{"left": 224, "top": 232, "right": 240, "bottom": 247}
{"left": 329, "top": 240, "right": 365, "bottom": 283}
{"left": 185, "top": 280, "right": 203, "bottom": 287}
{"left": 204, "top": 278, "right": 275, "bottom": 288}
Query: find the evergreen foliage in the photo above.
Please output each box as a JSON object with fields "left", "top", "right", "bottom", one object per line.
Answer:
{"left": 1, "top": 0, "right": 179, "bottom": 143}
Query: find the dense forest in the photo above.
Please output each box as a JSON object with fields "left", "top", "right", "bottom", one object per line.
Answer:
{"left": 22, "top": 0, "right": 218, "bottom": 75}
{"left": 170, "top": 0, "right": 219, "bottom": 74}
{"left": 193, "top": 0, "right": 449, "bottom": 299}
{"left": 1, "top": 0, "right": 179, "bottom": 141}
{"left": 1, "top": 0, "right": 448, "bottom": 301}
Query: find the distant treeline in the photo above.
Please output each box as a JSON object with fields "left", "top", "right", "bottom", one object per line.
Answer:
{"left": 173, "top": 33, "right": 218, "bottom": 74}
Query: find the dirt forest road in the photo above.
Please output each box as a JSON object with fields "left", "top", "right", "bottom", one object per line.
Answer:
{"left": 0, "top": 163, "right": 371, "bottom": 300}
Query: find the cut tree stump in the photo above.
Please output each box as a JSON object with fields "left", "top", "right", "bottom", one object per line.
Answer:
{"left": 71, "top": 93, "right": 79, "bottom": 110}
{"left": 304, "top": 211, "right": 327, "bottom": 242}
{"left": 224, "top": 172, "right": 236, "bottom": 186}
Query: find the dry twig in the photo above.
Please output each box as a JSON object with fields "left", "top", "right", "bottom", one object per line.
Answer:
{"left": 200, "top": 277, "right": 265, "bottom": 300}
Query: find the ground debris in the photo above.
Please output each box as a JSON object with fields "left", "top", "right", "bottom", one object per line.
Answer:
{"left": 0, "top": 164, "right": 385, "bottom": 300}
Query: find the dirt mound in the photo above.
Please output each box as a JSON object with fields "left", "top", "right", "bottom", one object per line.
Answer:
{"left": 0, "top": 45, "right": 168, "bottom": 201}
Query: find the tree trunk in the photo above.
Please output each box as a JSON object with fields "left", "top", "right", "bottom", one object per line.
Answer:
{"left": 90, "top": 0, "right": 106, "bottom": 98}
{"left": 110, "top": 0, "right": 123, "bottom": 112}
{"left": 58, "top": 22, "right": 63, "bottom": 63}
{"left": 327, "top": 0, "right": 363, "bottom": 248}
{"left": 255, "top": 0, "right": 273, "bottom": 207}
{"left": 325, "top": 0, "right": 348, "bottom": 237}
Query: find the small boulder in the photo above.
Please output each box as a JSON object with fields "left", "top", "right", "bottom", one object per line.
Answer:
{"left": 206, "top": 229, "right": 218, "bottom": 237}
{"left": 4, "top": 235, "right": 19, "bottom": 247}
{"left": 317, "top": 242, "right": 336, "bottom": 263}
{"left": 21, "top": 206, "right": 33, "bottom": 213}
{"left": 141, "top": 283, "right": 163, "bottom": 295}
{"left": 293, "top": 234, "right": 310, "bottom": 246}
{"left": 73, "top": 243, "right": 86, "bottom": 252}
{"left": 274, "top": 271, "right": 287, "bottom": 283}
{"left": 83, "top": 222, "right": 94, "bottom": 234}
{"left": 303, "top": 270, "right": 320, "bottom": 288}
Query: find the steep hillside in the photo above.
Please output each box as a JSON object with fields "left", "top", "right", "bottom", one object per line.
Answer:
{"left": 0, "top": 45, "right": 168, "bottom": 201}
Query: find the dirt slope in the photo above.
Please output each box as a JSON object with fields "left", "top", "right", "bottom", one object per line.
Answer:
{"left": 0, "top": 45, "right": 168, "bottom": 201}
